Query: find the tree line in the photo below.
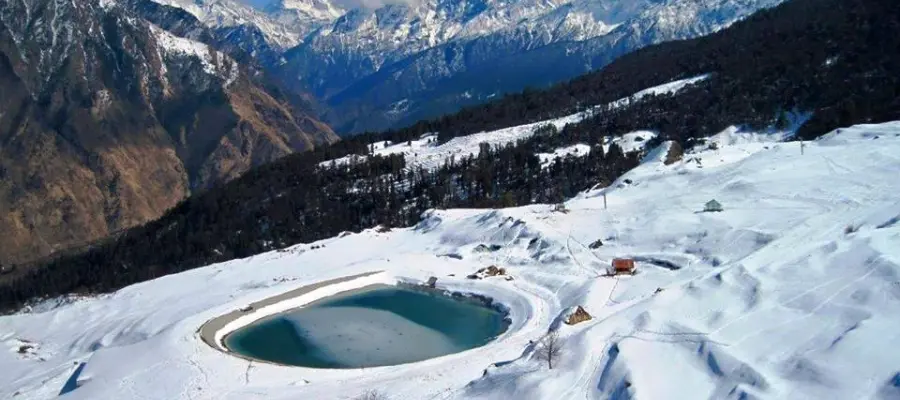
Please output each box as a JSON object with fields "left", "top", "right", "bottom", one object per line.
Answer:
{"left": 0, "top": 125, "right": 638, "bottom": 311}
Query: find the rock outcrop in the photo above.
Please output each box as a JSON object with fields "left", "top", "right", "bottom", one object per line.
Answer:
{"left": 565, "top": 306, "right": 592, "bottom": 325}
{"left": 664, "top": 141, "right": 684, "bottom": 165}
{"left": 467, "top": 265, "right": 508, "bottom": 280}
{"left": 474, "top": 244, "right": 503, "bottom": 253}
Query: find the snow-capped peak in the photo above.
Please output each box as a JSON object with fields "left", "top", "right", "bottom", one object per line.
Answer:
{"left": 149, "top": 24, "right": 241, "bottom": 87}
{"left": 149, "top": 0, "right": 304, "bottom": 48}
{"left": 269, "top": 0, "right": 345, "bottom": 20}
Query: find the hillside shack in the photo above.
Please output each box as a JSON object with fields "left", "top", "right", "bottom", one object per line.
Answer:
{"left": 704, "top": 199, "right": 724, "bottom": 212}
{"left": 611, "top": 258, "right": 636, "bottom": 275}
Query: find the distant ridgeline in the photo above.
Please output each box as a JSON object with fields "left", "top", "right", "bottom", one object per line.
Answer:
{"left": 1, "top": 0, "right": 897, "bottom": 312}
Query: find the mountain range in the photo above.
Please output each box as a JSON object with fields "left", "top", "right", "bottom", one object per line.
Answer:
{"left": 0, "top": 0, "right": 787, "bottom": 266}
{"left": 142, "top": 0, "right": 785, "bottom": 133}
{"left": 1, "top": 0, "right": 898, "bottom": 398}
{"left": 6, "top": 0, "right": 896, "bottom": 310}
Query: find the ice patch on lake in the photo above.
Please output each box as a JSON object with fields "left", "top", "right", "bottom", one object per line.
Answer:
{"left": 283, "top": 307, "right": 461, "bottom": 367}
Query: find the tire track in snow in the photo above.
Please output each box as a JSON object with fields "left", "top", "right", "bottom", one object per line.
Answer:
{"left": 181, "top": 344, "right": 211, "bottom": 400}
{"left": 725, "top": 256, "right": 882, "bottom": 349}
{"left": 823, "top": 155, "right": 853, "bottom": 175}
{"left": 558, "top": 217, "right": 622, "bottom": 308}
{"left": 566, "top": 228, "right": 598, "bottom": 278}
{"left": 572, "top": 204, "right": 879, "bottom": 398}
{"left": 552, "top": 296, "right": 657, "bottom": 400}
{"left": 707, "top": 272, "right": 852, "bottom": 337}
{"left": 531, "top": 212, "right": 600, "bottom": 278}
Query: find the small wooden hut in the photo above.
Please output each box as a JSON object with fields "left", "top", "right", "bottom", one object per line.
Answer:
{"left": 704, "top": 199, "right": 724, "bottom": 212}
{"left": 611, "top": 258, "right": 636, "bottom": 275}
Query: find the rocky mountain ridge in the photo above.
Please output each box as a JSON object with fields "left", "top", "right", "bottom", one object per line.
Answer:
{"left": 307, "top": 0, "right": 786, "bottom": 133}
{"left": 142, "top": 0, "right": 783, "bottom": 133}
{"left": 0, "top": 0, "right": 336, "bottom": 265}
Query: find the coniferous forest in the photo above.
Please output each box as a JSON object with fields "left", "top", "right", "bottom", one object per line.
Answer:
{"left": 1, "top": 0, "right": 897, "bottom": 312}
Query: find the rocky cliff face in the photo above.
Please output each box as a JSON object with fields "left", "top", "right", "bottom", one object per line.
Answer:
{"left": 0, "top": 0, "right": 336, "bottom": 265}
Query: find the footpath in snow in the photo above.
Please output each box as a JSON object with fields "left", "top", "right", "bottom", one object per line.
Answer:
{"left": 1, "top": 122, "right": 899, "bottom": 400}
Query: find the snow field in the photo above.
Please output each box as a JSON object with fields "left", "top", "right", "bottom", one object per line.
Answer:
{"left": 1, "top": 122, "right": 899, "bottom": 399}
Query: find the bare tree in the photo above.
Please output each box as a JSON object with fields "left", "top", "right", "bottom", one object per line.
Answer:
{"left": 355, "top": 389, "right": 389, "bottom": 400}
{"left": 536, "top": 330, "right": 562, "bottom": 369}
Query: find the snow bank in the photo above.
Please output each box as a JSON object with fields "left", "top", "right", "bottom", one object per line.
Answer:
{"left": 212, "top": 272, "right": 394, "bottom": 349}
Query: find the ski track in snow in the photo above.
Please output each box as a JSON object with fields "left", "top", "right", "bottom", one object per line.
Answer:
{"left": 2, "top": 121, "right": 900, "bottom": 399}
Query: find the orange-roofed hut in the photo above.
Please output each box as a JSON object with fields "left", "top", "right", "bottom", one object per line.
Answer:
{"left": 611, "top": 258, "right": 636, "bottom": 275}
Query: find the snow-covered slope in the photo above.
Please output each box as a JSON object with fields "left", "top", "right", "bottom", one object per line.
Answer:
{"left": 3, "top": 121, "right": 899, "bottom": 399}
{"left": 268, "top": 0, "right": 344, "bottom": 22}
{"left": 318, "top": 75, "right": 705, "bottom": 170}
{"left": 148, "top": 0, "right": 311, "bottom": 47}
{"left": 149, "top": 24, "right": 241, "bottom": 86}
{"left": 264, "top": 0, "right": 344, "bottom": 38}
{"left": 607, "top": 73, "right": 710, "bottom": 108}
{"left": 537, "top": 144, "right": 592, "bottom": 168}
{"left": 288, "top": 0, "right": 780, "bottom": 133}
{"left": 296, "top": 0, "right": 623, "bottom": 70}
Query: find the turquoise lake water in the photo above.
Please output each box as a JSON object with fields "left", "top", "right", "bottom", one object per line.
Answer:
{"left": 224, "top": 286, "right": 509, "bottom": 368}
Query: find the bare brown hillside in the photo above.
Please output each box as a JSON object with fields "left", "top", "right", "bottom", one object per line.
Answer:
{"left": 0, "top": 0, "right": 337, "bottom": 265}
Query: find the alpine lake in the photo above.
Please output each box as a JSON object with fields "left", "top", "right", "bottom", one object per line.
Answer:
{"left": 224, "top": 285, "right": 510, "bottom": 368}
